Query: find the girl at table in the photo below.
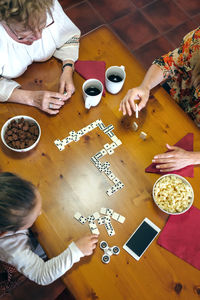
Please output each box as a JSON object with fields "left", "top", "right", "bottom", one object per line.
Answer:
{"left": 120, "top": 26, "right": 200, "bottom": 172}
{"left": 0, "top": 0, "right": 80, "bottom": 115}
{"left": 0, "top": 172, "right": 98, "bottom": 285}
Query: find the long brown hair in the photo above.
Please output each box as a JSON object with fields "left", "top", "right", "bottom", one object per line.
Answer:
{"left": 0, "top": 172, "right": 36, "bottom": 233}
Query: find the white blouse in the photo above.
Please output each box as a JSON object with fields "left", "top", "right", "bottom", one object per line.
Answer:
{"left": 0, "top": 0, "right": 81, "bottom": 101}
{"left": 0, "top": 229, "right": 84, "bottom": 285}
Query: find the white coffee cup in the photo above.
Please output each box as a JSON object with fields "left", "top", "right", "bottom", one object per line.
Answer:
{"left": 105, "top": 65, "right": 126, "bottom": 94}
{"left": 82, "top": 79, "right": 103, "bottom": 109}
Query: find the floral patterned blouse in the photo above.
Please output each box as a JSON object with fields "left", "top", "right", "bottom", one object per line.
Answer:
{"left": 153, "top": 26, "right": 200, "bottom": 126}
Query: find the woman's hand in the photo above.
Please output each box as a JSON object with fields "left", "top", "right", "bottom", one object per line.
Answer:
{"left": 119, "top": 85, "right": 150, "bottom": 116}
{"left": 152, "top": 144, "right": 196, "bottom": 172}
{"left": 59, "top": 67, "right": 75, "bottom": 100}
{"left": 30, "top": 90, "right": 68, "bottom": 115}
{"left": 75, "top": 235, "right": 99, "bottom": 256}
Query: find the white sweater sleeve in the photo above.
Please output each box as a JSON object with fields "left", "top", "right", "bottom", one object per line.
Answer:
{"left": 52, "top": 0, "right": 81, "bottom": 62}
{"left": 0, "top": 77, "right": 21, "bottom": 102}
{"left": 53, "top": 35, "right": 80, "bottom": 62}
{"left": 0, "top": 232, "right": 84, "bottom": 285}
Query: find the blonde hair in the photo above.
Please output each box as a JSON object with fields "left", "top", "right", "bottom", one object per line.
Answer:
{"left": 192, "top": 60, "right": 200, "bottom": 89}
{"left": 0, "top": 0, "right": 53, "bottom": 27}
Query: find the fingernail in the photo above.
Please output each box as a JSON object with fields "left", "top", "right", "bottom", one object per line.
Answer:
{"left": 156, "top": 165, "right": 160, "bottom": 169}
{"left": 154, "top": 156, "right": 158, "bottom": 159}
{"left": 152, "top": 159, "right": 155, "bottom": 162}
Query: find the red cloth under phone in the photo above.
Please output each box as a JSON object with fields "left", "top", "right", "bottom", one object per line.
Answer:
{"left": 157, "top": 206, "right": 200, "bottom": 270}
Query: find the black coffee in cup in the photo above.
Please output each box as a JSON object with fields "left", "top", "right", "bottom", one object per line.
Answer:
{"left": 85, "top": 86, "right": 101, "bottom": 96}
{"left": 108, "top": 74, "right": 123, "bottom": 82}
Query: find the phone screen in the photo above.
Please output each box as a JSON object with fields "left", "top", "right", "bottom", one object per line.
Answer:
{"left": 126, "top": 221, "right": 158, "bottom": 257}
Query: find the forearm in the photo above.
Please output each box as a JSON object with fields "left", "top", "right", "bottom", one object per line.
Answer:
{"left": 0, "top": 78, "right": 21, "bottom": 102}
{"left": 190, "top": 151, "right": 200, "bottom": 165}
{"left": 140, "top": 64, "right": 165, "bottom": 90}
{"left": 62, "top": 59, "right": 74, "bottom": 79}
{"left": 7, "top": 88, "right": 34, "bottom": 106}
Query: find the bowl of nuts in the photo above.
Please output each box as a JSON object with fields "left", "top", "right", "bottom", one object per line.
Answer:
{"left": 152, "top": 174, "right": 194, "bottom": 215}
{"left": 1, "top": 115, "right": 41, "bottom": 152}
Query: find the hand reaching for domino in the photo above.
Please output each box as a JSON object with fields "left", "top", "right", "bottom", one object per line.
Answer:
{"left": 75, "top": 234, "right": 99, "bottom": 256}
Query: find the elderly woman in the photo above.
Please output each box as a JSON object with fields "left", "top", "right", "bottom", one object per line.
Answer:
{"left": 0, "top": 0, "right": 80, "bottom": 114}
{"left": 119, "top": 26, "right": 200, "bottom": 172}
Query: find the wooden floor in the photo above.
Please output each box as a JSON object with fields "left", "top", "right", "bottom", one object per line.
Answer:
{"left": 1, "top": 0, "right": 200, "bottom": 299}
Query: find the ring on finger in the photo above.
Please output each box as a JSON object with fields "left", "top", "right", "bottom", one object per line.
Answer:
{"left": 49, "top": 103, "right": 53, "bottom": 109}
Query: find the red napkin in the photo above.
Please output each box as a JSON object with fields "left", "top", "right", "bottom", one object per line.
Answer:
{"left": 75, "top": 60, "right": 106, "bottom": 96}
{"left": 157, "top": 206, "right": 200, "bottom": 270}
{"left": 145, "top": 133, "right": 194, "bottom": 177}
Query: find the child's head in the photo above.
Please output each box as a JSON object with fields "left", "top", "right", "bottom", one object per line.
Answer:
{"left": 0, "top": 172, "right": 42, "bottom": 233}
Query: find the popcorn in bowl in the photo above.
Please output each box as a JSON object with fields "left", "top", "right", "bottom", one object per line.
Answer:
{"left": 152, "top": 174, "right": 193, "bottom": 215}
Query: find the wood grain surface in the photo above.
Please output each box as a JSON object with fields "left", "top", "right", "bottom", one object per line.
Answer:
{"left": 1, "top": 26, "right": 200, "bottom": 300}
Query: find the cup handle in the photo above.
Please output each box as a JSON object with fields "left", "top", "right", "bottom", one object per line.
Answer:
{"left": 85, "top": 97, "right": 91, "bottom": 109}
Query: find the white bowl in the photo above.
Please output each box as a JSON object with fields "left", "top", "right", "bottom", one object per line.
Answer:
{"left": 152, "top": 174, "right": 194, "bottom": 215}
{"left": 1, "top": 115, "right": 41, "bottom": 152}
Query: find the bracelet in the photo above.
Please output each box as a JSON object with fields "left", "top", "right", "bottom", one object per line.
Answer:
{"left": 62, "top": 63, "right": 74, "bottom": 71}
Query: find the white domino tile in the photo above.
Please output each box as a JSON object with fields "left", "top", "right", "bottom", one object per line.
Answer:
{"left": 54, "top": 119, "right": 124, "bottom": 196}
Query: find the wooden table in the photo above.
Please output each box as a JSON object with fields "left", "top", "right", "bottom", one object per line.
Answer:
{"left": 1, "top": 26, "right": 200, "bottom": 300}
